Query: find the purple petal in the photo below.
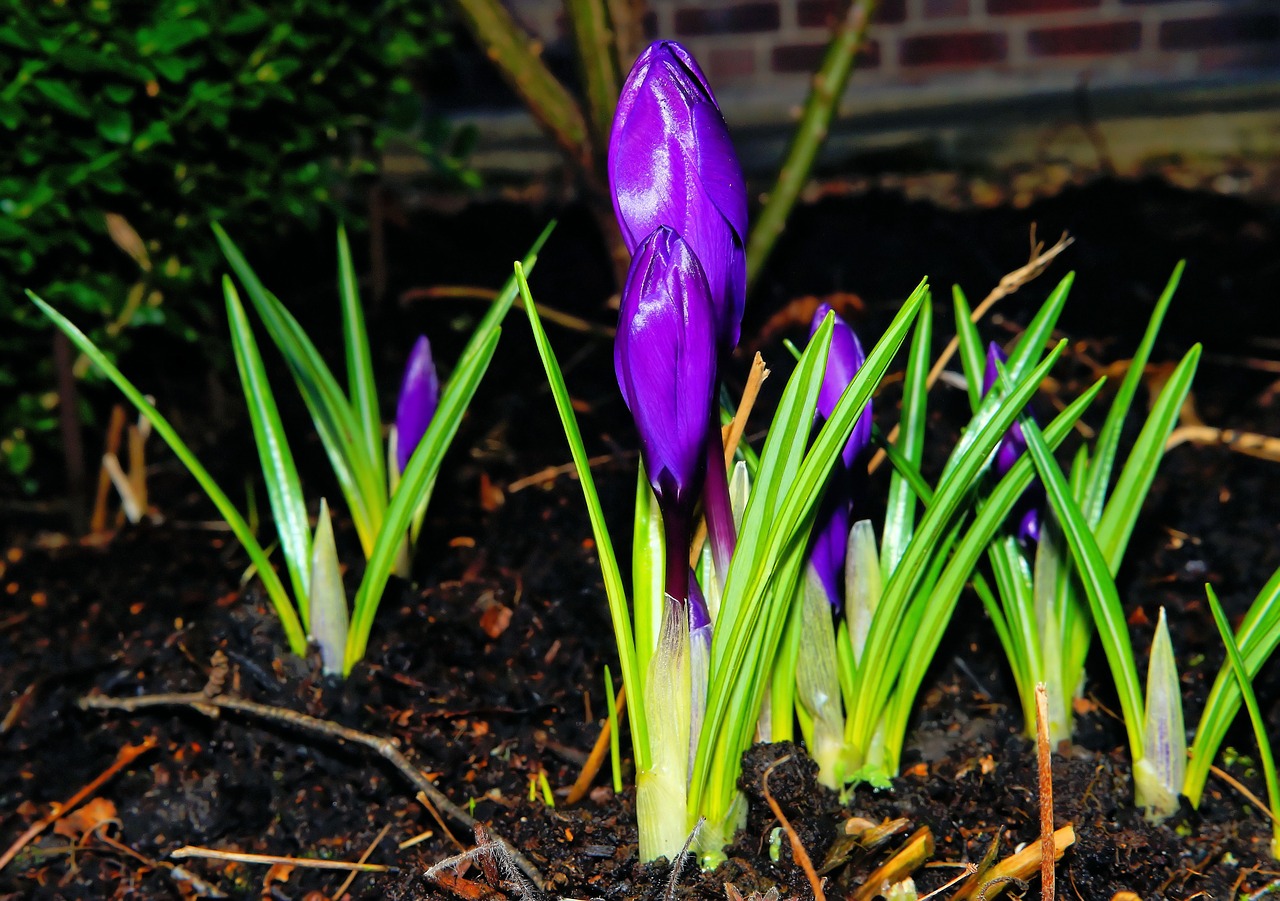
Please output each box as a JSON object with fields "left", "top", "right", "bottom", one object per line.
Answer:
{"left": 609, "top": 41, "right": 747, "bottom": 354}
{"left": 1017, "top": 506, "right": 1041, "bottom": 544}
{"left": 688, "top": 570, "right": 712, "bottom": 634}
{"left": 809, "top": 489, "right": 851, "bottom": 607}
{"left": 395, "top": 335, "right": 439, "bottom": 473}
{"left": 809, "top": 304, "right": 873, "bottom": 468}
{"left": 614, "top": 227, "right": 717, "bottom": 517}
{"left": 982, "top": 341, "right": 1007, "bottom": 397}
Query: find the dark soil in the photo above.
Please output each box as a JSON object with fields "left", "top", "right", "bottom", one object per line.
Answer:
{"left": 4, "top": 177, "right": 1280, "bottom": 900}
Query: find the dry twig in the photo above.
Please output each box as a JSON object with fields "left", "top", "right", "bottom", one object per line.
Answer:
{"left": 80, "top": 691, "right": 545, "bottom": 889}
{"left": 868, "top": 230, "right": 1073, "bottom": 475}
{"left": 1036, "top": 683, "right": 1055, "bottom": 901}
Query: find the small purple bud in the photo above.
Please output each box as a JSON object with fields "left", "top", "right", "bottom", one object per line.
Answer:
{"left": 982, "top": 342, "right": 1042, "bottom": 544}
{"left": 395, "top": 335, "right": 440, "bottom": 473}
{"left": 615, "top": 227, "right": 717, "bottom": 522}
{"left": 805, "top": 305, "right": 873, "bottom": 606}
{"left": 809, "top": 304, "right": 872, "bottom": 469}
{"left": 610, "top": 41, "right": 748, "bottom": 355}
{"left": 982, "top": 343, "right": 1029, "bottom": 479}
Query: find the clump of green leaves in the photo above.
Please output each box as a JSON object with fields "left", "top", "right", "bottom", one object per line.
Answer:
{"left": 29, "top": 223, "right": 550, "bottom": 675}
{"left": 1, "top": 0, "right": 471, "bottom": 490}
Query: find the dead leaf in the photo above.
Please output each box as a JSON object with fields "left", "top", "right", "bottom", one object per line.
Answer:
{"left": 52, "top": 797, "right": 117, "bottom": 840}
{"left": 262, "top": 863, "right": 294, "bottom": 896}
{"left": 478, "top": 603, "right": 512, "bottom": 639}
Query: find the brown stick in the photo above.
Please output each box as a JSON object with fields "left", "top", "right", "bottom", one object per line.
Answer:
{"left": 0, "top": 735, "right": 156, "bottom": 871}
{"left": 565, "top": 683, "right": 627, "bottom": 805}
{"left": 1036, "top": 683, "right": 1055, "bottom": 901}
{"left": 79, "top": 692, "right": 545, "bottom": 889}
{"left": 90, "top": 405, "right": 127, "bottom": 534}
{"left": 762, "top": 756, "right": 825, "bottom": 901}
{"left": 868, "top": 231, "right": 1073, "bottom": 476}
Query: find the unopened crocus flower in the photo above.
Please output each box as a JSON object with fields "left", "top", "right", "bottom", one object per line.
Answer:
{"left": 807, "top": 304, "right": 872, "bottom": 606}
{"left": 394, "top": 335, "right": 440, "bottom": 473}
{"left": 982, "top": 342, "right": 1040, "bottom": 543}
{"left": 610, "top": 40, "right": 748, "bottom": 355}
{"left": 615, "top": 227, "right": 717, "bottom": 597}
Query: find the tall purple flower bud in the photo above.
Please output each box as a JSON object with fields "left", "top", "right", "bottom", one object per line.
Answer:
{"left": 615, "top": 226, "right": 717, "bottom": 600}
{"left": 807, "top": 305, "right": 873, "bottom": 606}
{"left": 982, "top": 342, "right": 1041, "bottom": 543}
{"left": 610, "top": 40, "right": 748, "bottom": 355}
{"left": 394, "top": 335, "right": 440, "bottom": 473}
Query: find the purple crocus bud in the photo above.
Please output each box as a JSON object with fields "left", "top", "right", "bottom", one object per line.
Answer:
{"left": 806, "top": 304, "right": 873, "bottom": 606}
{"left": 982, "top": 342, "right": 1040, "bottom": 543}
{"left": 394, "top": 335, "right": 439, "bottom": 473}
{"left": 615, "top": 227, "right": 717, "bottom": 526}
{"left": 810, "top": 304, "right": 873, "bottom": 468}
{"left": 610, "top": 41, "right": 748, "bottom": 355}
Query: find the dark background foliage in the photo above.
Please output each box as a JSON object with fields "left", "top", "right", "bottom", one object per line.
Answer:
{"left": 0, "top": 0, "right": 471, "bottom": 491}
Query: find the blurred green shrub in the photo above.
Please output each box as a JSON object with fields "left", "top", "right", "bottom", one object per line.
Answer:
{"left": 1, "top": 0, "right": 472, "bottom": 492}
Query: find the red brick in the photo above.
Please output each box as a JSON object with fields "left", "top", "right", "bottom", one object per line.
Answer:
{"left": 707, "top": 47, "right": 756, "bottom": 80}
{"left": 1028, "top": 21, "right": 1142, "bottom": 56}
{"left": 988, "top": 0, "right": 1097, "bottom": 14}
{"left": 900, "top": 31, "right": 1007, "bottom": 66}
{"left": 1160, "top": 14, "right": 1280, "bottom": 51}
{"left": 771, "top": 40, "right": 880, "bottom": 72}
{"left": 797, "top": 0, "right": 905, "bottom": 28}
{"left": 675, "top": 3, "right": 780, "bottom": 35}
{"left": 924, "top": 0, "right": 969, "bottom": 18}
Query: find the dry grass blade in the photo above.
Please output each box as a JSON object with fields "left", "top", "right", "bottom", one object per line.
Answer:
{"left": 565, "top": 683, "right": 626, "bottom": 804}
{"left": 951, "top": 825, "right": 1076, "bottom": 901}
{"left": 332, "top": 821, "right": 394, "bottom": 899}
{"left": 171, "top": 846, "right": 393, "bottom": 873}
{"left": 852, "top": 827, "right": 934, "bottom": 901}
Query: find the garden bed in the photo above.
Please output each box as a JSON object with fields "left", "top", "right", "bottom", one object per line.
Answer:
{"left": 3, "top": 175, "right": 1280, "bottom": 900}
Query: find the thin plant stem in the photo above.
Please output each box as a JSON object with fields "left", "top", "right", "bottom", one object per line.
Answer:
{"left": 745, "top": 0, "right": 880, "bottom": 290}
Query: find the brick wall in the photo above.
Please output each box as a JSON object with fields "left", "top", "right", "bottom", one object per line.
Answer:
{"left": 504, "top": 0, "right": 1280, "bottom": 116}
{"left": 445, "top": 0, "right": 1280, "bottom": 187}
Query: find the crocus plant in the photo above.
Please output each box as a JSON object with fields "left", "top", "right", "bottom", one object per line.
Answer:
{"left": 30, "top": 223, "right": 554, "bottom": 676}
{"left": 520, "top": 39, "right": 1087, "bottom": 863}
{"left": 962, "top": 265, "right": 1203, "bottom": 818}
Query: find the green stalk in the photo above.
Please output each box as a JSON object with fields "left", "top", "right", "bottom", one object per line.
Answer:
{"left": 744, "top": 0, "right": 879, "bottom": 289}
{"left": 27, "top": 291, "right": 308, "bottom": 655}
{"left": 1205, "top": 585, "right": 1280, "bottom": 858}
{"left": 564, "top": 0, "right": 623, "bottom": 147}
{"left": 448, "top": 0, "right": 592, "bottom": 170}
{"left": 517, "top": 263, "right": 648, "bottom": 770}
